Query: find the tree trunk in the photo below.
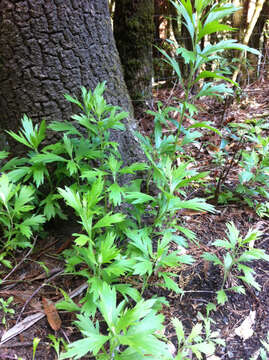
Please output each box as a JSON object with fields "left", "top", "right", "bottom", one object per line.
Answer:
{"left": 248, "top": 0, "right": 269, "bottom": 79}
{"left": 0, "top": 0, "right": 145, "bottom": 165}
{"left": 114, "top": 0, "right": 154, "bottom": 103}
{"left": 232, "top": 0, "right": 248, "bottom": 43}
{"left": 232, "top": 0, "right": 266, "bottom": 83}
{"left": 249, "top": 0, "right": 269, "bottom": 49}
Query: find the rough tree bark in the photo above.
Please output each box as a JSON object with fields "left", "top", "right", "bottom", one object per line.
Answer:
{"left": 232, "top": 0, "right": 266, "bottom": 82}
{"left": 113, "top": 0, "right": 154, "bottom": 102}
{"left": 249, "top": 0, "right": 269, "bottom": 50}
{"left": 0, "top": 0, "right": 144, "bottom": 164}
{"left": 248, "top": 0, "right": 269, "bottom": 80}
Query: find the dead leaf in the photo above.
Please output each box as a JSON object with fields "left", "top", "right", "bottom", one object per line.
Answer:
{"left": 42, "top": 297, "right": 62, "bottom": 331}
{"left": 1, "top": 283, "right": 88, "bottom": 345}
{"left": 234, "top": 311, "right": 256, "bottom": 340}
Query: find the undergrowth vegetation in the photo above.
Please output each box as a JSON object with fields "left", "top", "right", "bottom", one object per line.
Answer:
{"left": 0, "top": 0, "right": 269, "bottom": 359}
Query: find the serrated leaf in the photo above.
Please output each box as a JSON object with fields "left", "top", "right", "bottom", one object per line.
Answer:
{"left": 22, "top": 214, "right": 46, "bottom": 227}
{"left": 48, "top": 120, "right": 82, "bottom": 135}
{"left": 7, "top": 167, "right": 30, "bottom": 183}
{"left": 104, "top": 259, "right": 132, "bottom": 277}
{"left": 230, "top": 285, "right": 245, "bottom": 295}
{"left": 188, "top": 322, "right": 203, "bottom": 342}
{"left": 56, "top": 299, "right": 81, "bottom": 313}
{"left": 58, "top": 187, "right": 82, "bottom": 212}
{"left": 169, "top": 197, "right": 216, "bottom": 213}
{"left": 74, "top": 234, "right": 90, "bottom": 246}
{"left": 14, "top": 186, "right": 35, "bottom": 212}
{"left": 223, "top": 253, "right": 233, "bottom": 271}
{"left": 115, "top": 284, "right": 141, "bottom": 303}
{"left": 217, "top": 289, "right": 227, "bottom": 305}
{"left": 59, "top": 332, "right": 109, "bottom": 359}
{"left": 120, "top": 162, "right": 148, "bottom": 174}
{"left": 125, "top": 192, "right": 155, "bottom": 204}
{"left": 121, "top": 312, "right": 168, "bottom": 356}
{"left": 30, "top": 153, "right": 67, "bottom": 164}
{"left": 172, "top": 318, "right": 185, "bottom": 346}
{"left": 67, "top": 160, "right": 78, "bottom": 176}
{"left": 108, "top": 183, "right": 124, "bottom": 206}
{"left": 159, "top": 272, "right": 182, "bottom": 294}
{"left": 32, "top": 164, "right": 46, "bottom": 187}
{"left": 98, "top": 283, "right": 117, "bottom": 326}
{"left": 239, "top": 170, "right": 253, "bottom": 183}
{"left": 192, "top": 341, "right": 215, "bottom": 355}
{"left": 133, "top": 258, "right": 153, "bottom": 276}
{"left": 198, "top": 22, "right": 235, "bottom": 41}
{"left": 212, "top": 239, "right": 233, "bottom": 249}
{"left": 117, "top": 299, "right": 157, "bottom": 331}
{"left": 93, "top": 212, "right": 125, "bottom": 229}
{"left": 64, "top": 93, "right": 83, "bottom": 110}
{"left": 176, "top": 48, "right": 196, "bottom": 64}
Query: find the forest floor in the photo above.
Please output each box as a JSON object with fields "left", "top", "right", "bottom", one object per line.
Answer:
{"left": 0, "top": 79, "right": 269, "bottom": 360}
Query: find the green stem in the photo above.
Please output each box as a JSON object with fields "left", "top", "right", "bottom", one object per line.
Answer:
{"left": 221, "top": 270, "right": 228, "bottom": 290}
{"left": 172, "top": 59, "right": 196, "bottom": 162}
{"left": 141, "top": 273, "right": 151, "bottom": 296}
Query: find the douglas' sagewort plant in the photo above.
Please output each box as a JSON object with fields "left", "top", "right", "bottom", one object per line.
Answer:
{"left": 157, "top": 0, "right": 260, "bottom": 159}
{"left": 0, "top": 173, "right": 45, "bottom": 252}
{"left": 207, "top": 117, "right": 269, "bottom": 216}
{"left": 1, "top": 82, "right": 135, "bottom": 221}
{"left": 220, "top": 119, "right": 269, "bottom": 216}
{"left": 1, "top": 82, "right": 219, "bottom": 358}
{"left": 53, "top": 83, "right": 216, "bottom": 299}
{"left": 171, "top": 304, "right": 225, "bottom": 359}
{"left": 0, "top": 296, "right": 15, "bottom": 326}
{"left": 60, "top": 283, "right": 171, "bottom": 360}
{"left": 203, "top": 222, "right": 269, "bottom": 304}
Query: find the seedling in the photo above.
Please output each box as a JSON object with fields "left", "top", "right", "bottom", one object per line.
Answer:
{"left": 172, "top": 311, "right": 225, "bottom": 359}
{"left": 48, "top": 334, "right": 68, "bottom": 359}
{"left": 0, "top": 296, "right": 15, "bottom": 326}
{"left": 60, "top": 283, "right": 171, "bottom": 360}
{"left": 203, "top": 222, "right": 269, "bottom": 304}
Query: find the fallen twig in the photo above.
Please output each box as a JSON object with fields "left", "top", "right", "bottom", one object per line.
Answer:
{"left": 0, "top": 282, "right": 88, "bottom": 346}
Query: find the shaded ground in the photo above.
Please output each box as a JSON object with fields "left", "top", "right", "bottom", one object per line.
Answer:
{"left": 0, "top": 80, "right": 268, "bottom": 359}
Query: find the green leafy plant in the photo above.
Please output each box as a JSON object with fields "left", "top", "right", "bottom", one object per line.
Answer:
{"left": 48, "top": 334, "right": 68, "bottom": 359}
{"left": 6, "top": 115, "right": 46, "bottom": 152}
{"left": 128, "top": 139, "right": 215, "bottom": 226}
{"left": 211, "top": 118, "right": 269, "bottom": 215}
{"left": 1, "top": 117, "right": 68, "bottom": 220}
{"left": 171, "top": 310, "right": 225, "bottom": 359}
{"left": 32, "top": 337, "right": 40, "bottom": 360}
{"left": 0, "top": 296, "right": 15, "bottom": 326}
{"left": 58, "top": 179, "right": 142, "bottom": 313}
{"left": 234, "top": 123, "right": 269, "bottom": 214}
{"left": 0, "top": 174, "right": 45, "bottom": 251}
{"left": 157, "top": 0, "right": 259, "bottom": 159}
{"left": 2, "top": 82, "right": 130, "bottom": 221}
{"left": 203, "top": 222, "right": 269, "bottom": 304}
{"left": 126, "top": 227, "right": 194, "bottom": 294}
{"left": 60, "top": 283, "right": 171, "bottom": 360}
